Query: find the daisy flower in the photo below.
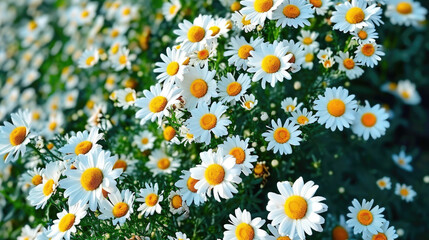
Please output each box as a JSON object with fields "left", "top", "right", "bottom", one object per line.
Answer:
{"left": 241, "top": 0, "right": 283, "bottom": 26}
{"left": 189, "top": 42, "right": 218, "bottom": 67}
{"left": 219, "top": 135, "right": 258, "bottom": 176}
{"left": 395, "top": 183, "right": 417, "bottom": 202}
{"left": 248, "top": 41, "right": 292, "bottom": 89}
{"left": 297, "top": 30, "right": 319, "bottom": 50}
{"left": 180, "top": 65, "right": 217, "bottom": 110}
{"left": 116, "top": 88, "right": 136, "bottom": 109}
{"left": 162, "top": 0, "right": 181, "bottom": 21}
{"left": 19, "top": 167, "right": 44, "bottom": 191}
{"left": 308, "top": 0, "right": 333, "bottom": 15}
{"left": 185, "top": 102, "right": 231, "bottom": 144}
{"left": 352, "top": 27, "right": 379, "bottom": 44}
{"left": 267, "top": 177, "right": 328, "bottom": 240}
{"left": 231, "top": 11, "right": 258, "bottom": 33}
{"left": 77, "top": 3, "right": 97, "bottom": 25}
{"left": 99, "top": 189, "right": 135, "bottom": 226}
{"left": 354, "top": 41, "right": 385, "bottom": 67}
{"left": 314, "top": 87, "right": 358, "bottom": 131}
{"left": 146, "top": 149, "right": 180, "bottom": 176}
{"left": 112, "top": 155, "right": 137, "bottom": 176}
{"left": 174, "top": 15, "right": 212, "bottom": 53}
{"left": 47, "top": 201, "right": 87, "bottom": 240}
{"left": 331, "top": 215, "right": 352, "bottom": 240}
{"left": 136, "top": 182, "right": 163, "bottom": 217}
{"left": 78, "top": 48, "right": 99, "bottom": 69}
{"left": 58, "top": 127, "right": 103, "bottom": 160}
{"left": 17, "top": 225, "right": 41, "bottom": 240}
{"left": 59, "top": 149, "right": 123, "bottom": 211}
{"left": 168, "top": 232, "right": 190, "bottom": 240}
{"left": 376, "top": 176, "right": 392, "bottom": 190}
{"left": 154, "top": 47, "right": 188, "bottom": 84}
{"left": 218, "top": 73, "right": 251, "bottom": 103}
{"left": 224, "top": 36, "right": 263, "bottom": 70}
{"left": 334, "top": 52, "right": 364, "bottom": 80}
{"left": 331, "top": 0, "right": 382, "bottom": 33}
{"left": 241, "top": 94, "right": 258, "bottom": 110}
{"left": 116, "top": 4, "right": 138, "bottom": 24}
{"left": 135, "top": 82, "right": 181, "bottom": 125}
{"left": 352, "top": 101, "right": 390, "bottom": 140}
{"left": 134, "top": 130, "right": 155, "bottom": 152}
{"left": 392, "top": 149, "right": 413, "bottom": 171}
{"left": 363, "top": 221, "right": 398, "bottom": 240}
{"left": 272, "top": 0, "right": 315, "bottom": 28}
{"left": 385, "top": 0, "right": 427, "bottom": 27}
{"left": 163, "top": 125, "right": 180, "bottom": 144}
{"left": 288, "top": 108, "right": 318, "bottom": 126}
{"left": 110, "top": 47, "right": 132, "bottom": 71}
{"left": 281, "top": 97, "right": 303, "bottom": 113}
{"left": 396, "top": 79, "right": 421, "bottom": 105}
{"left": 282, "top": 40, "right": 306, "bottom": 73}
{"left": 262, "top": 119, "right": 302, "bottom": 155}
{"left": 302, "top": 46, "right": 316, "bottom": 70}
{"left": 207, "top": 17, "right": 230, "bottom": 39}
{"left": 168, "top": 190, "right": 189, "bottom": 215}
{"left": 190, "top": 149, "right": 242, "bottom": 202}
{"left": 223, "top": 208, "right": 268, "bottom": 240}
{"left": 28, "top": 161, "right": 63, "bottom": 209}
{"left": 0, "top": 109, "right": 33, "bottom": 163}
{"left": 346, "top": 199, "right": 385, "bottom": 235}
{"left": 175, "top": 170, "right": 207, "bottom": 206}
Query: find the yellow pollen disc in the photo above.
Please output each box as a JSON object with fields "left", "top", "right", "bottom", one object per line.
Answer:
{"left": 183, "top": 57, "right": 190, "bottom": 65}
{"left": 277, "top": 237, "right": 291, "bottom": 240}
{"left": 58, "top": 213, "right": 75, "bottom": 232}
{"left": 327, "top": 99, "right": 346, "bottom": 117}
{"left": 209, "top": 26, "right": 221, "bottom": 36}
{"left": 238, "top": 45, "right": 254, "bottom": 59}
{"left": 123, "top": 7, "right": 131, "bottom": 15}
{"left": 187, "top": 177, "right": 199, "bottom": 192}
{"left": 75, "top": 141, "right": 93, "bottom": 155}
{"left": 309, "top": 0, "right": 322, "bottom": 8}
{"left": 361, "top": 113, "right": 377, "bottom": 127}
{"left": 119, "top": 55, "right": 127, "bottom": 65}
{"left": 357, "top": 209, "right": 373, "bottom": 225}
{"left": 28, "top": 20, "right": 38, "bottom": 30}
{"left": 171, "top": 195, "right": 183, "bottom": 209}
{"left": 112, "top": 202, "right": 129, "bottom": 218}
{"left": 32, "top": 112, "right": 41, "bottom": 120}
{"left": 163, "top": 126, "right": 176, "bottom": 141}
{"left": 273, "top": 127, "right": 290, "bottom": 144}
{"left": 190, "top": 79, "right": 208, "bottom": 98}
{"left": 286, "top": 105, "right": 295, "bottom": 111}
{"left": 80, "top": 168, "right": 103, "bottom": 191}
{"left": 166, "top": 62, "right": 180, "bottom": 76}
{"left": 157, "top": 158, "right": 171, "bottom": 170}
{"left": 358, "top": 30, "right": 368, "bottom": 40}
{"left": 305, "top": 53, "right": 314, "bottom": 62}
{"left": 187, "top": 26, "right": 205, "bottom": 43}
{"left": 303, "top": 37, "right": 313, "bottom": 45}
{"left": 111, "top": 29, "right": 119, "bottom": 38}
{"left": 332, "top": 225, "right": 349, "bottom": 240}
{"left": 400, "top": 188, "right": 409, "bottom": 196}
{"left": 169, "top": 5, "right": 177, "bottom": 14}
{"left": 397, "top": 2, "right": 413, "bottom": 14}
{"left": 378, "top": 180, "right": 386, "bottom": 187}
{"left": 204, "top": 164, "right": 225, "bottom": 185}
{"left": 111, "top": 44, "right": 119, "bottom": 54}
{"left": 113, "top": 159, "right": 128, "bottom": 171}
{"left": 398, "top": 158, "right": 405, "bottom": 165}
{"left": 361, "top": 44, "right": 375, "bottom": 56}
{"left": 235, "top": 222, "right": 255, "bottom": 240}
{"left": 345, "top": 7, "right": 365, "bottom": 24}
{"left": 254, "top": 164, "right": 263, "bottom": 175}
{"left": 32, "top": 175, "right": 42, "bottom": 186}
{"left": 141, "top": 137, "right": 149, "bottom": 144}
{"left": 226, "top": 82, "right": 242, "bottom": 96}
{"left": 125, "top": 92, "right": 135, "bottom": 102}
{"left": 388, "top": 82, "right": 397, "bottom": 91}
{"left": 372, "top": 233, "right": 387, "bottom": 240}
{"left": 81, "top": 10, "right": 89, "bottom": 18}
{"left": 226, "top": 19, "right": 233, "bottom": 29}
{"left": 231, "top": 1, "right": 241, "bottom": 12}
{"left": 186, "top": 133, "right": 194, "bottom": 139}
{"left": 284, "top": 195, "right": 308, "bottom": 219}
{"left": 245, "top": 101, "right": 254, "bottom": 109}
{"left": 283, "top": 5, "right": 301, "bottom": 18}
{"left": 261, "top": 55, "right": 281, "bottom": 73}
{"left": 9, "top": 126, "right": 27, "bottom": 146}
{"left": 86, "top": 56, "right": 95, "bottom": 66}
{"left": 242, "top": 16, "right": 251, "bottom": 25}
{"left": 325, "top": 34, "right": 333, "bottom": 42}
{"left": 297, "top": 115, "right": 309, "bottom": 125}
{"left": 145, "top": 193, "right": 159, "bottom": 206}
{"left": 230, "top": 147, "right": 246, "bottom": 164}
{"left": 343, "top": 58, "right": 355, "bottom": 69}
{"left": 198, "top": 49, "right": 210, "bottom": 60}
{"left": 400, "top": 91, "right": 410, "bottom": 99}
{"left": 43, "top": 179, "right": 55, "bottom": 196}
{"left": 149, "top": 96, "right": 168, "bottom": 113}
{"left": 86, "top": 100, "right": 95, "bottom": 109}
{"left": 199, "top": 113, "right": 217, "bottom": 130}
{"left": 254, "top": 0, "right": 273, "bottom": 13}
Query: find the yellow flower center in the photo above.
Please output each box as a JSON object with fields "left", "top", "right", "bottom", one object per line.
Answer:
{"left": 86, "top": 56, "right": 95, "bottom": 66}
{"left": 400, "top": 91, "right": 410, "bottom": 99}
{"left": 209, "top": 26, "right": 221, "bottom": 36}
{"left": 145, "top": 193, "right": 159, "bottom": 207}
{"left": 190, "top": 79, "right": 208, "bottom": 98}
{"left": 28, "top": 20, "right": 38, "bottom": 30}
{"left": 166, "top": 62, "right": 179, "bottom": 76}
{"left": 229, "top": 147, "right": 246, "bottom": 164}
{"left": 113, "top": 159, "right": 128, "bottom": 171}
{"left": 9, "top": 126, "right": 27, "bottom": 146}
{"left": 171, "top": 195, "right": 183, "bottom": 209}
{"left": 111, "top": 29, "right": 119, "bottom": 38}
{"left": 32, "top": 112, "right": 41, "bottom": 120}
{"left": 361, "top": 44, "right": 375, "bottom": 56}
{"left": 125, "top": 92, "right": 135, "bottom": 102}
{"left": 163, "top": 126, "right": 176, "bottom": 141}
{"left": 157, "top": 158, "right": 171, "bottom": 170}
{"left": 332, "top": 225, "right": 349, "bottom": 240}
{"left": 388, "top": 82, "right": 397, "bottom": 91}
{"left": 197, "top": 49, "right": 210, "bottom": 60}
{"left": 204, "top": 164, "right": 225, "bottom": 185}
{"left": 245, "top": 101, "right": 254, "bottom": 109}
{"left": 378, "top": 180, "right": 386, "bottom": 187}
{"left": 81, "top": 10, "right": 89, "bottom": 18}
{"left": 80, "top": 168, "right": 103, "bottom": 191}
{"left": 357, "top": 209, "right": 373, "bottom": 226}
{"left": 112, "top": 202, "right": 129, "bottom": 218}
{"left": 187, "top": 177, "right": 199, "bottom": 192}
{"left": 273, "top": 127, "right": 290, "bottom": 144}
{"left": 231, "top": 1, "right": 241, "bottom": 12}
{"left": 277, "top": 237, "right": 291, "bottom": 240}
{"left": 235, "top": 223, "right": 255, "bottom": 240}
{"left": 169, "top": 5, "right": 177, "bottom": 14}
{"left": 43, "top": 179, "right": 55, "bottom": 196}
{"left": 309, "top": 0, "right": 322, "bottom": 8}
{"left": 261, "top": 55, "right": 281, "bottom": 73}
{"left": 327, "top": 99, "right": 346, "bottom": 117}
{"left": 400, "top": 188, "right": 409, "bottom": 196}
{"left": 343, "top": 58, "right": 355, "bottom": 69}
{"left": 122, "top": 7, "right": 131, "bottom": 16}
{"left": 303, "top": 37, "right": 313, "bottom": 45}
{"left": 297, "top": 115, "right": 309, "bottom": 125}
{"left": 397, "top": 2, "right": 413, "bottom": 14}
{"left": 227, "top": 82, "right": 242, "bottom": 96}
{"left": 361, "top": 113, "right": 377, "bottom": 127}
{"left": 286, "top": 105, "right": 295, "bottom": 112}
{"left": 372, "top": 233, "right": 387, "bottom": 240}
{"left": 119, "top": 55, "right": 127, "bottom": 65}
{"left": 345, "top": 7, "right": 365, "bottom": 24}
{"left": 254, "top": 0, "right": 273, "bottom": 13}
{"left": 47, "top": 143, "right": 54, "bottom": 150}
{"left": 32, "top": 175, "right": 43, "bottom": 186}
{"left": 59, "top": 213, "right": 75, "bottom": 232}
{"left": 254, "top": 164, "right": 264, "bottom": 175}
{"left": 398, "top": 158, "right": 405, "bottom": 165}
{"left": 183, "top": 57, "right": 190, "bottom": 65}
{"left": 238, "top": 45, "right": 254, "bottom": 59}
{"left": 283, "top": 5, "right": 301, "bottom": 18}
{"left": 358, "top": 30, "right": 368, "bottom": 40}
{"left": 305, "top": 53, "right": 314, "bottom": 62}
{"left": 75, "top": 141, "right": 93, "bottom": 155}
{"left": 149, "top": 96, "right": 168, "bottom": 113}
{"left": 284, "top": 195, "right": 308, "bottom": 219}
{"left": 187, "top": 26, "right": 205, "bottom": 43}
{"left": 242, "top": 16, "right": 252, "bottom": 25}
{"left": 199, "top": 113, "right": 217, "bottom": 130}
{"left": 111, "top": 44, "right": 120, "bottom": 54}
{"left": 141, "top": 137, "right": 149, "bottom": 144}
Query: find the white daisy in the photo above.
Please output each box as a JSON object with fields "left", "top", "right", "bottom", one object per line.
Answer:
{"left": 346, "top": 199, "right": 385, "bottom": 235}
{"left": 146, "top": 149, "right": 180, "bottom": 176}
{"left": 154, "top": 47, "right": 188, "bottom": 84}
{"left": 78, "top": 48, "right": 99, "bottom": 69}
{"left": 297, "top": 30, "right": 319, "bottom": 50}
{"left": 134, "top": 130, "right": 156, "bottom": 152}
{"left": 180, "top": 65, "right": 217, "bottom": 110}
{"left": 207, "top": 17, "right": 230, "bottom": 39}
{"left": 136, "top": 182, "right": 163, "bottom": 217}
{"left": 352, "top": 27, "right": 379, "bottom": 44}
{"left": 262, "top": 119, "right": 302, "bottom": 155}
{"left": 308, "top": 0, "right": 333, "bottom": 15}
{"left": 395, "top": 183, "right": 417, "bottom": 202}
{"left": 224, "top": 36, "right": 263, "bottom": 70}
{"left": 331, "top": 215, "right": 352, "bottom": 240}
{"left": 267, "top": 177, "right": 328, "bottom": 240}
{"left": 281, "top": 40, "right": 306, "bottom": 73}
{"left": 168, "top": 190, "right": 189, "bottom": 215}
{"left": 272, "top": 0, "right": 315, "bottom": 28}
{"left": 334, "top": 52, "right": 364, "bottom": 80}
{"left": 302, "top": 46, "right": 317, "bottom": 70}
{"left": 392, "top": 149, "right": 413, "bottom": 171}
{"left": 116, "top": 88, "right": 136, "bottom": 109}
{"left": 58, "top": 127, "right": 103, "bottom": 160}
{"left": 376, "top": 176, "right": 392, "bottom": 190}
{"left": 385, "top": 0, "right": 427, "bottom": 27}
{"left": 288, "top": 108, "right": 318, "bottom": 126}
{"left": 314, "top": 87, "right": 358, "bottom": 131}
{"left": 219, "top": 135, "right": 258, "bottom": 176}
{"left": 189, "top": 42, "right": 218, "bottom": 67}
{"left": 354, "top": 41, "right": 385, "bottom": 68}
{"left": 231, "top": 11, "right": 258, "bottom": 33}
{"left": 241, "top": 94, "right": 259, "bottom": 110}
{"left": 175, "top": 170, "right": 207, "bottom": 206}
{"left": 331, "top": 0, "right": 382, "bottom": 33}
{"left": 47, "top": 201, "right": 87, "bottom": 240}
{"left": 241, "top": 0, "right": 283, "bottom": 26}
{"left": 19, "top": 167, "right": 44, "bottom": 191}
{"left": 28, "top": 161, "right": 63, "bottom": 209}
{"left": 218, "top": 73, "right": 251, "bottom": 103}
{"left": 396, "top": 79, "right": 421, "bottom": 105}
{"left": 174, "top": 15, "right": 213, "bottom": 53}
{"left": 223, "top": 208, "right": 268, "bottom": 240}
{"left": 281, "top": 97, "right": 303, "bottom": 113}
{"left": 352, "top": 101, "right": 390, "bottom": 140}
{"left": 363, "top": 221, "right": 398, "bottom": 240}
{"left": 110, "top": 47, "right": 132, "bottom": 71}
{"left": 162, "top": 125, "right": 180, "bottom": 144}
{"left": 99, "top": 189, "right": 135, "bottom": 226}
{"left": 162, "top": 0, "right": 182, "bottom": 21}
